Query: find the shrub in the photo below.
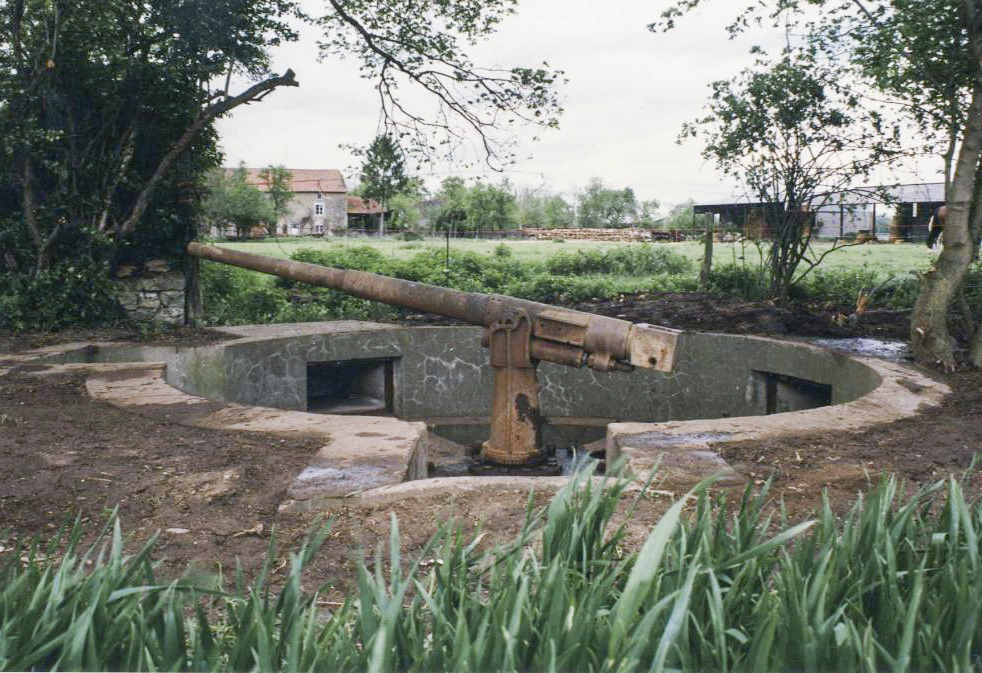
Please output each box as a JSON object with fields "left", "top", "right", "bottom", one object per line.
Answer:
{"left": 544, "top": 245, "right": 691, "bottom": 276}
{"left": 705, "top": 263, "right": 769, "bottom": 300}
{"left": 391, "top": 249, "right": 537, "bottom": 294}
{"left": 0, "top": 259, "right": 122, "bottom": 330}
{"left": 793, "top": 268, "right": 882, "bottom": 305}
{"left": 200, "top": 262, "right": 286, "bottom": 325}
{"left": 289, "top": 246, "right": 388, "bottom": 273}
{"left": 493, "top": 243, "right": 513, "bottom": 258}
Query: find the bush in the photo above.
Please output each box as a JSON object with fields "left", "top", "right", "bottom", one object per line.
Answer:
{"left": 289, "top": 246, "right": 388, "bottom": 273}
{"left": 0, "top": 259, "right": 122, "bottom": 330}
{"left": 200, "top": 262, "right": 286, "bottom": 325}
{"left": 705, "top": 263, "right": 769, "bottom": 300}
{"left": 793, "top": 268, "right": 882, "bottom": 305}
{"left": 390, "top": 249, "right": 537, "bottom": 294}
{"left": 545, "top": 245, "right": 691, "bottom": 276}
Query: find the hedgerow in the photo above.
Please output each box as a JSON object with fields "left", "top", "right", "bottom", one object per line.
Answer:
{"left": 198, "top": 243, "right": 981, "bottom": 326}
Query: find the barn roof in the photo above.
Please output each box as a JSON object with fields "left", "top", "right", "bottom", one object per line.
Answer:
{"left": 235, "top": 168, "right": 347, "bottom": 193}
{"left": 347, "top": 196, "right": 386, "bottom": 214}
{"left": 692, "top": 182, "right": 945, "bottom": 211}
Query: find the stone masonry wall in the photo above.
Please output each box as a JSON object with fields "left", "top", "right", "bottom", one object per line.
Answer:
{"left": 115, "top": 261, "right": 185, "bottom": 324}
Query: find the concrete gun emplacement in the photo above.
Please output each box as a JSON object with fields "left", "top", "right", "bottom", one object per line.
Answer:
{"left": 187, "top": 242, "right": 682, "bottom": 467}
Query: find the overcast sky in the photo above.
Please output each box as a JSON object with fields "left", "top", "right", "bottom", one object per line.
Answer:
{"left": 215, "top": 0, "right": 930, "bottom": 209}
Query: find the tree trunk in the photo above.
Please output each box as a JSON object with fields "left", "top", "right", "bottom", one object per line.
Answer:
{"left": 185, "top": 255, "right": 203, "bottom": 326}
{"left": 969, "top": 180, "right": 982, "bottom": 367}
{"left": 911, "top": 83, "right": 982, "bottom": 370}
{"left": 972, "top": 302, "right": 982, "bottom": 367}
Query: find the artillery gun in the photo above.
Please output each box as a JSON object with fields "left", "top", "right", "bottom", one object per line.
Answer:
{"left": 187, "top": 242, "right": 682, "bottom": 467}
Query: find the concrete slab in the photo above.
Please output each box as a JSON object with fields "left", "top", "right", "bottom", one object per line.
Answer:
{"left": 85, "top": 366, "right": 427, "bottom": 503}
{"left": 607, "top": 350, "right": 948, "bottom": 479}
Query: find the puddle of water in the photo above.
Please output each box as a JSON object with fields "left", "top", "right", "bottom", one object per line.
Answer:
{"left": 808, "top": 338, "right": 909, "bottom": 361}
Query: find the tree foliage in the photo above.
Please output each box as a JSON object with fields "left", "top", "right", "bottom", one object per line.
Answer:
{"left": 575, "top": 178, "right": 639, "bottom": 228}
{"left": 514, "top": 189, "right": 575, "bottom": 229}
{"left": 387, "top": 192, "right": 423, "bottom": 230}
{"left": 0, "top": 0, "right": 302, "bottom": 327}
{"left": 658, "top": 0, "right": 982, "bottom": 367}
{"left": 355, "top": 134, "right": 412, "bottom": 206}
{"left": 661, "top": 200, "right": 695, "bottom": 230}
{"left": 543, "top": 194, "right": 575, "bottom": 228}
{"left": 432, "top": 177, "right": 518, "bottom": 232}
{"left": 202, "top": 165, "right": 276, "bottom": 238}
{"left": 258, "top": 165, "right": 295, "bottom": 232}
{"left": 682, "top": 48, "right": 898, "bottom": 298}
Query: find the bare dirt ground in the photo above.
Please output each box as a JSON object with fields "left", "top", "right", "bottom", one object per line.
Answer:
{"left": 1, "top": 295, "right": 980, "bottom": 592}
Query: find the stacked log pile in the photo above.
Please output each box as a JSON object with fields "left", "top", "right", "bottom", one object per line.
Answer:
{"left": 524, "top": 228, "right": 683, "bottom": 242}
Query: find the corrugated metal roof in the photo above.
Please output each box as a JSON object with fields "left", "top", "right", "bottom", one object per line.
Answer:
{"left": 234, "top": 168, "right": 347, "bottom": 193}
{"left": 693, "top": 182, "right": 945, "bottom": 209}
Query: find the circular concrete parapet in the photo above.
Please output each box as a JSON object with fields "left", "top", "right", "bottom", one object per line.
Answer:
{"left": 2, "top": 323, "right": 949, "bottom": 508}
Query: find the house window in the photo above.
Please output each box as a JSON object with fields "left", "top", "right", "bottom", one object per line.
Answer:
{"left": 315, "top": 223, "right": 324, "bottom": 235}
{"left": 315, "top": 203, "right": 324, "bottom": 216}
{"left": 317, "top": 193, "right": 323, "bottom": 200}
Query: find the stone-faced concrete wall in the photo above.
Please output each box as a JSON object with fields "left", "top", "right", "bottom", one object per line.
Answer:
{"left": 166, "top": 323, "right": 883, "bottom": 424}
{"left": 115, "top": 265, "right": 185, "bottom": 324}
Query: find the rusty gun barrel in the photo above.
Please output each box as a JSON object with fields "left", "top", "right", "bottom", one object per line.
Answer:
{"left": 187, "top": 241, "right": 680, "bottom": 372}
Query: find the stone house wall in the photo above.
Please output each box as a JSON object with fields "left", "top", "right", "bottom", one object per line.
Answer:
{"left": 278, "top": 192, "right": 347, "bottom": 236}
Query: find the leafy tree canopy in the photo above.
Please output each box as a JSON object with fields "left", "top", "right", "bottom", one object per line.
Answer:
{"left": 576, "top": 178, "right": 639, "bottom": 228}
{"left": 258, "top": 165, "right": 296, "bottom": 229}
{"left": 656, "top": 0, "right": 982, "bottom": 366}
{"left": 203, "top": 165, "right": 276, "bottom": 238}
{"left": 432, "top": 177, "right": 517, "bottom": 231}
{"left": 355, "top": 135, "right": 412, "bottom": 205}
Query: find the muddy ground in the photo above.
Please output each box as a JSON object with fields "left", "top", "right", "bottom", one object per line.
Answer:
{"left": 1, "top": 293, "right": 980, "bottom": 592}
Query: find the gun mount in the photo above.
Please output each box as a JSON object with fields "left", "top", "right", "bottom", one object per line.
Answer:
{"left": 187, "top": 242, "right": 682, "bottom": 467}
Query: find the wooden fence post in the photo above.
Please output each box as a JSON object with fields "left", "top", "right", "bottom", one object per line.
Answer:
{"left": 700, "top": 213, "right": 714, "bottom": 289}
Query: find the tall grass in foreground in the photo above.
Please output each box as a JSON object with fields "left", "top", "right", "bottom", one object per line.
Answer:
{"left": 3, "top": 470, "right": 982, "bottom": 671}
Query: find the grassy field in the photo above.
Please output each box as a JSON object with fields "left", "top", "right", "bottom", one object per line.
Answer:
{"left": 219, "top": 236, "right": 938, "bottom": 281}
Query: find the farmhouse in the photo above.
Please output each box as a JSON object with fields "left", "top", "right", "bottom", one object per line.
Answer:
{"left": 243, "top": 168, "right": 348, "bottom": 236}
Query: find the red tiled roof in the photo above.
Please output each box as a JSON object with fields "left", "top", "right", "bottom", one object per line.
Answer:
{"left": 234, "top": 168, "right": 347, "bottom": 193}
{"left": 347, "top": 196, "right": 386, "bottom": 214}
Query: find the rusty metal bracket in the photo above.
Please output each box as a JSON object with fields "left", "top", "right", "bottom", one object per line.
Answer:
{"left": 481, "top": 309, "right": 544, "bottom": 465}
